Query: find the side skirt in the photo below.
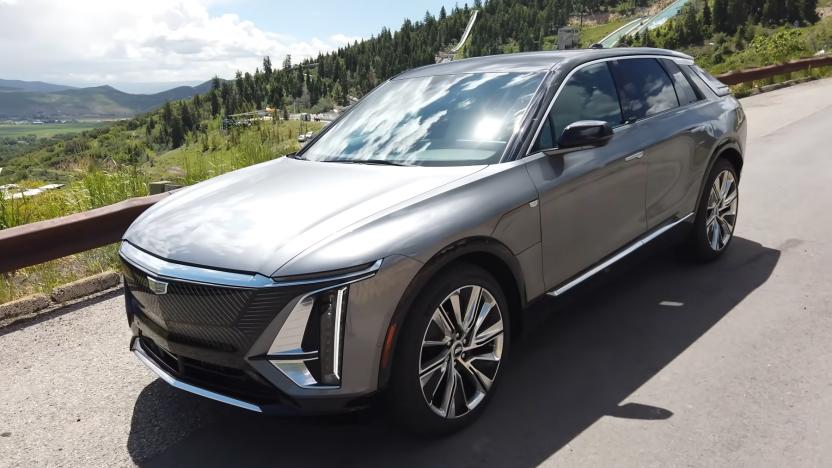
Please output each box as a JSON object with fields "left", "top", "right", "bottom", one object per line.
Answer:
{"left": 547, "top": 213, "right": 694, "bottom": 297}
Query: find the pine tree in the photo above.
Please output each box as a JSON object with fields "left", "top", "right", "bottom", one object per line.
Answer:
{"left": 713, "top": 0, "right": 729, "bottom": 32}
{"left": 703, "top": 0, "right": 713, "bottom": 28}
{"left": 180, "top": 102, "right": 194, "bottom": 133}
{"left": 210, "top": 90, "right": 220, "bottom": 117}
{"left": 170, "top": 118, "right": 184, "bottom": 148}
{"left": 800, "top": 0, "right": 819, "bottom": 23}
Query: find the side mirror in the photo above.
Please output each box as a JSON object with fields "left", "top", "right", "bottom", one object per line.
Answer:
{"left": 558, "top": 120, "right": 613, "bottom": 150}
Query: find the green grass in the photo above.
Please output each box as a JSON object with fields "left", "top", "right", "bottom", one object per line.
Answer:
{"left": 0, "top": 122, "right": 103, "bottom": 138}
{"left": 580, "top": 17, "right": 633, "bottom": 47}
{"left": 0, "top": 118, "right": 321, "bottom": 304}
{"left": 145, "top": 119, "right": 321, "bottom": 183}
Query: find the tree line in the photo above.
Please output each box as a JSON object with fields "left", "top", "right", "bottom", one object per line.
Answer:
{"left": 621, "top": 0, "right": 819, "bottom": 50}
{"left": 142, "top": 0, "right": 659, "bottom": 150}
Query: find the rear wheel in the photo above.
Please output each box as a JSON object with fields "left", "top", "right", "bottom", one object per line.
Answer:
{"left": 690, "top": 159, "right": 739, "bottom": 261}
{"left": 389, "top": 264, "right": 509, "bottom": 435}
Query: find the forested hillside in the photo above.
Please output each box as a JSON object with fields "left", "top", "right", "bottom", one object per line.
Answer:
{"left": 0, "top": 0, "right": 653, "bottom": 183}
{"left": 0, "top": 81, "right": 214, "bottom": 120}
{"left": 621, "top": 0, "right": 829, "bottom": 73}
{"left": 2, "top": 0, "right": 830, "bottom": 185}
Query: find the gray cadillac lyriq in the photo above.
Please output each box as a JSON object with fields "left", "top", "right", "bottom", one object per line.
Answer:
{"left": 120, "top": 48, "right": 746, "bottom": 433}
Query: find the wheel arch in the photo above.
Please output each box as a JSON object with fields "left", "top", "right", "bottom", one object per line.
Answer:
{"left": 377, "top": 237, "right": 526, "bottom": 390}
{"left": 694, "top": 139, "right": 744, "bottom": 213}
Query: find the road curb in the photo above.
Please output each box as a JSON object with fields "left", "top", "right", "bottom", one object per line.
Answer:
{"left": 51, "top": 271, "right": 121, "bottom": 304}
{"left": 0, "top": 271, "right": 123, "bottom": 329}
{"left": 0, "top": 294, "right": 51, "bottom": 321}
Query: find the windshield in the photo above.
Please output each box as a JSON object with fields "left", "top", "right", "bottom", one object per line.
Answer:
{"left": 300, "top": 72, "right": 544, "bottom": 166}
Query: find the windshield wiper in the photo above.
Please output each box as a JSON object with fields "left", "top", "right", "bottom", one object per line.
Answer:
{"left": 329, "top": 159, "right": 412, "bottom": 167}
{"left": 286, "top": 152, "right": 306, "bottom": 160}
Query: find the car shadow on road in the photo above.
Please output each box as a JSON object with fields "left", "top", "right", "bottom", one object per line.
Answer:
{"left": 128, "top": 236, "right": 780, "bottom": 467}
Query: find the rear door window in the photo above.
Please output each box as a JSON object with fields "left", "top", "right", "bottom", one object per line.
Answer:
{"left": 609, "top": 58, "right": 680, "bottom": 122}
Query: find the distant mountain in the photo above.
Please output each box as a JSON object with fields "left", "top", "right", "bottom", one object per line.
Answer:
{"left": 0, "top": 78, "right": 78, "bottom": 93}
{"left": 0, "top": 80, "right": 214, "bottom": 119}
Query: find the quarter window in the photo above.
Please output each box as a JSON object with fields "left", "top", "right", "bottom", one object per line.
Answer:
{"left": 660, "top": 59, "right": 701, "bottom": 105}
{"left": 609, "top": 58, "right": 679, "bottom": 122}
{"left": 534, "top": 62, "right": 622, "bottom": 151}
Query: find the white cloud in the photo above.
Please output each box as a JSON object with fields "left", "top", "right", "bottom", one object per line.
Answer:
{"left": 0, "top": 0, "right": 359, "bottom": 88}
{"left": 330, "top": 33, "right": 362, "bottom": 47}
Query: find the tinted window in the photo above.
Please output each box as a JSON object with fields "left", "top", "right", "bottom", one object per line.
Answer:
{"left": 680, "top": 65, "right": 713, "bottom": 98}
{"left": 535, "top": 62, "right": 622, "bottom": 150}
{"left": 610, "top": 58, "right": 679, "bottom": 121}
{"left": 691, "top": 65, "right": 730, "bottom": 96}
{"left": 302, "top": 72, "right": 544, "bottom": 166}
{"left": 661, "top": 59, "right": 700, "bottom": 105}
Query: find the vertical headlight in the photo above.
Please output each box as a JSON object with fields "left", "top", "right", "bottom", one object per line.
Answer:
{"left": 316, "top": 287, "right": 347, "bottom": 386}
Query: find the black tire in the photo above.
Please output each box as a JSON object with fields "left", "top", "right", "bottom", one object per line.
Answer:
{"left": 388, "top": 263, "right": 510, "bottom": 435}
{"left": 690, "top": 158, "right": 740, "bottom": 261}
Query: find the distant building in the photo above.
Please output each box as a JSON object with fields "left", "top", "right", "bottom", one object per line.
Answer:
{"left": 1, "top": 183, "right": 65, "bottom": 201}
{"left": 557, "top": 27, "right": 581, "bottom": 50}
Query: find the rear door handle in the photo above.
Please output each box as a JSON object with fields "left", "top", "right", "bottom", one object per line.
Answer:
{"left": 624, "top": 151, "right": 644, "bottom": 162}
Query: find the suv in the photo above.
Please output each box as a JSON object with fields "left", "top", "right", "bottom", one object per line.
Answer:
{"left": 121, "top": 48, "right": 745, "bottom": 434}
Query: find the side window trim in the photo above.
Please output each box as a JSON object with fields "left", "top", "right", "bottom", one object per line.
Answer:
{"left": 604, "top": 61, "right": 627, "bottom": 127}
{"left": 657, "top": 59, "right": 684, "bottom": 109}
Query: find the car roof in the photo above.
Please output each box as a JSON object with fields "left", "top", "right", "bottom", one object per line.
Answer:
{"left": 395, "top": 48, "right": 694, "bottom": 79}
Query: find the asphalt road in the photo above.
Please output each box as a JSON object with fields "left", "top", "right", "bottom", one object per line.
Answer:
{"left": 2, "top": 79, "right": 832, "bottom": 467}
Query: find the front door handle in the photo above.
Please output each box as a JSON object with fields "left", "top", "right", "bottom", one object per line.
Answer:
{"left": 624, "top": 151, "right": 644, "bottom": 162}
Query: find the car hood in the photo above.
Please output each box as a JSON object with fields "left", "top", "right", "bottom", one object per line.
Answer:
{"left": 124, "top": 157, "right": 484, "bottom": 275}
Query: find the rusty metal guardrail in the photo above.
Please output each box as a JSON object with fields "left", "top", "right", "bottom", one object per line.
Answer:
{"left": 716, "top": 55, "right": 832, "bottom": 86}
{"left": 0, "top": 193, "right": 168, "bottom": 273}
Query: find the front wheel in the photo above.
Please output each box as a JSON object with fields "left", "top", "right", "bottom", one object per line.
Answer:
{"left": 690, "top": 159, "right": 740, "bottom": 261}
{"left": 389, "top": 264, "right": 510, "bottom": 435}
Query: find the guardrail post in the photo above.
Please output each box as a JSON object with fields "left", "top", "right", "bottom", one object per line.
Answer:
{"left": 148, "top": 181, "right": 171, "bottom": 195}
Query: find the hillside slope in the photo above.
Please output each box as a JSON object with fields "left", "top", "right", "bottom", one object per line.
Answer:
{"left": 0, "top": 78, "right": 77, "bottom": 93}
{"left": 0, "top": 80, "right": 213, "bottom": 119}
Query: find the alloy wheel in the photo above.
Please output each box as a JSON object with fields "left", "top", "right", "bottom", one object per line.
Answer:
{"left": 418, "top": 285, "right": 504, "bottom": 419}
{"left": 705, "top": 169, "right": 739, "bottom": 251}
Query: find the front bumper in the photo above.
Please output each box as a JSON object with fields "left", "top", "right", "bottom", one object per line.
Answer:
{"left": 121, "top": 242, "right": 423, "bottom": 413}
{"left": 132, "top": 336, "right": 264, "bottom": 412}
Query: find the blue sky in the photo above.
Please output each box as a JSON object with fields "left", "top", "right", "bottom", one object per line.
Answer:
{"left": 211, "top": 0, "right": 459, "bottom": 43}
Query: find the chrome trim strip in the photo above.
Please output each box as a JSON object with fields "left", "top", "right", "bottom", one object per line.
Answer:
{"left": 269, "top": 361, "right": 335, "bottom": 389}
{"left": 548, "top": 213, "right": 694, "bottom": 297}
{"left": 267, "top": 284, "right": 354, "bottom": 389}
{"left": 332, "top": 287, "right": 346, "bottom": 381}
{"left": 271, "top": 260, "right": 383, "bottom": 287}
{"left": 262, "top": 350, "right": 319, "bottom": 361}
{"left": 132, "top": 339, "right": 263, "bottom": 413}
{"left": 268, "top": 296, "right": 315, "bottom": 354}
{"left": 625, "top": 151, "right": 644, "bottom": 162}
{"left": 120, "top": 242, "right": 272, "bottom": 288}
{"left": 119, "top": 241, "right": 382, "bottom": 289}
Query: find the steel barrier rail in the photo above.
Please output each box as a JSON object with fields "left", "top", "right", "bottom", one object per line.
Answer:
{"left": 0, "top": 192, "right": 168, "bottom": 273}
{"left": 716, "top": 55, "right": 832, "bottom": 86}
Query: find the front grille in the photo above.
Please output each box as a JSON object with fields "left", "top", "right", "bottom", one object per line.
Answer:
{"left": 122, "top": 260, "right": 305, "bottom": 354}
{"left": 138, "top": 336, "right": 283, "bottom": 404}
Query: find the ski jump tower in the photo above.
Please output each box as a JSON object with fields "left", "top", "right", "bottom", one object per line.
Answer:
{"left": 435, "top": 10, "right": 479, "bottom": 63}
